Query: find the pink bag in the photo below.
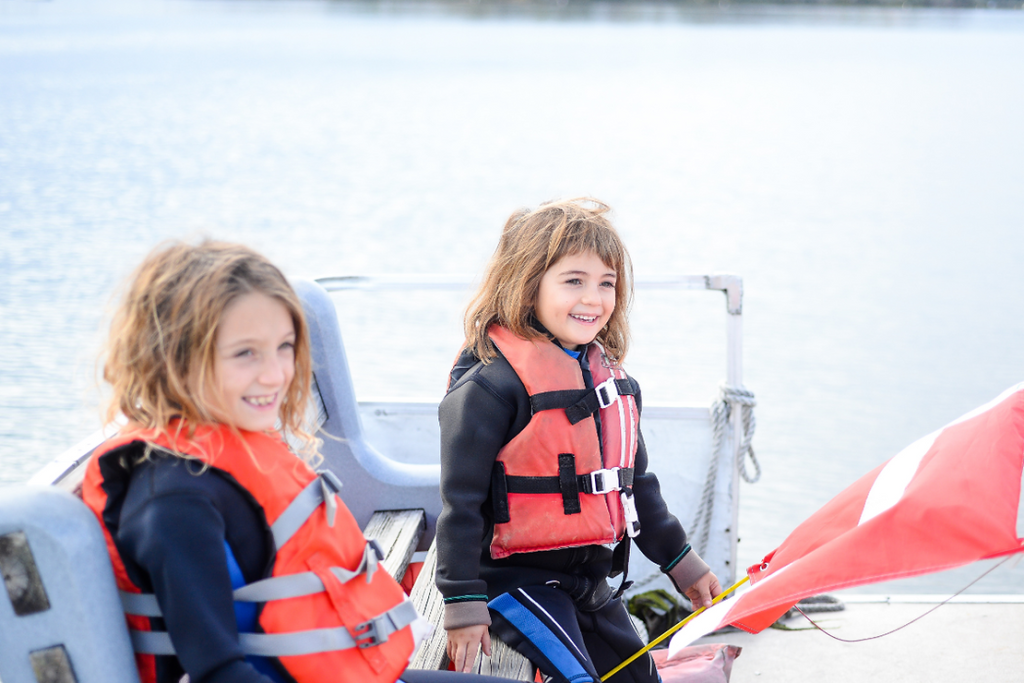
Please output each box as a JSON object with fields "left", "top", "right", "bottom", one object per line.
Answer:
{"left": 651, "top": 643, "right": 742, "bottom": 683}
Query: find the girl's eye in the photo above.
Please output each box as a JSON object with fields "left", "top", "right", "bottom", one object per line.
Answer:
{"left": 601, "top": 281, "right": 616, "bottom": 288}
{"left": 279, "top": 341, "right": 295, "bottom": 352}
{"left": 565, "top": 278, "right": 582, "bottom": 286}
{"left": 234, "top": 349, "right": 254, "bottom": 359}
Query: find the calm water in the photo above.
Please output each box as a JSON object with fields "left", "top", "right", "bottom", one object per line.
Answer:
{"left": 2, "top": 0, "right": 1023, "bottom": 593}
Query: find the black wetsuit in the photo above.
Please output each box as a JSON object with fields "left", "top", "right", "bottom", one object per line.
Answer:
{"left": 435, "top": 338, "right": 710, "bottom": 683}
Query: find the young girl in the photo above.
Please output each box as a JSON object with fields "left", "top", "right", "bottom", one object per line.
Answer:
{"left": 81, "top": 240, "right": 504, "bottom": 683}
{"left": 435, "top": 199, "right": 722, "bottom": 683}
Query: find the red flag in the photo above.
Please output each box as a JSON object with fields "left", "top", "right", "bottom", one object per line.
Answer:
{"left": 670, "top": 382, "right": 1024, "bottom": 652}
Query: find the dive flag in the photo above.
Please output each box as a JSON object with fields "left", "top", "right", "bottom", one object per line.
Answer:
{"left": 670, "top": 382, "right": 1024, "bottom": 653}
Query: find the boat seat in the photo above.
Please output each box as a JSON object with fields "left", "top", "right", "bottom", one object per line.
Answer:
{"left": 0, "top": 486, "right": 138, "bottom": 683}
{"left": 407, "top": 539, "right": 535, "bottom": 680}
{"left": 292, "top": 279, "right": 442, "bottom": 546}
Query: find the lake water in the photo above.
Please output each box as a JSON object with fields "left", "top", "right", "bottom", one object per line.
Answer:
{"left": 2, "top": 0, "right": 1023, "bottom": 593}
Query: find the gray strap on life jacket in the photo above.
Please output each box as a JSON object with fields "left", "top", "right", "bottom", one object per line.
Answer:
{"left": 240, "top": 599, "right": 419, "bottom": 656}
{"left": 119, "top": 539, "right": 384, "bottom": 617}
{"left": 128, "top": 630, "right": 177, "bottom": 656}
{"left": 128, "top": 599, "right": 419, "bottom": 657}
{"left": 232, "top": 540, "right": 384, "bottom": 602}
{"left": 271, "top": 470, "right": 344, "bottom": 550}
{"left": 122, "top": 468, "right": 403, "bottom": 657}
{"left": 119, "top": 591, "right": 163, "bottom": 618}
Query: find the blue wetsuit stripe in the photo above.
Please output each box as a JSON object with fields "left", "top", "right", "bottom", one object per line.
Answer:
{"left": 488, "top": 593, "right": 594, "bottom": 683}
{"left": 224, "top": 541, "right": 289, "bottom": 683}
{"left": 224, "top": 540, "right": 259, "bottom": 632}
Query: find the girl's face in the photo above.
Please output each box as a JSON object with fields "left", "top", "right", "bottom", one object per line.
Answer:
{"left": 534, "top": 250, "right": 617, "bottom": 351}
{"left": 212, "top": 292, "right": 296, "bottom": 432}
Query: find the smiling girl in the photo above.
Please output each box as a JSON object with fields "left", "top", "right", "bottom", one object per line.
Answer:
{"left": 435, "top": 199, "right": 721, "bottom": 683}
{"left": 81, "top": 241, "right": 502, "bottom": 683}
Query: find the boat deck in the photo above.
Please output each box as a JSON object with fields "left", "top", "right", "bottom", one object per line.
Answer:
{"left": 692, "top": 595, "right": 1023, "bottom": 682}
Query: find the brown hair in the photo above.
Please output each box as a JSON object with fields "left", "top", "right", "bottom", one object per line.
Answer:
{"left": 464, "top": 198, "right": 633, "bottom": 363}
{"left": 102, "top": 240, "right": 316, "bottom": 456}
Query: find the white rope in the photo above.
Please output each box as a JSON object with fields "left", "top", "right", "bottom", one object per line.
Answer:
{"left": 692, "top": 384, "right": 760, "bottom": 557}
{"left": 726, "top": 386, "right": 759, "bottom": 485}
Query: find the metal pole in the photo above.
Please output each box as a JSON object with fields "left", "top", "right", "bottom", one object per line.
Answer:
{"left": 727, "top": 311, "right": 743, "bottom": 585}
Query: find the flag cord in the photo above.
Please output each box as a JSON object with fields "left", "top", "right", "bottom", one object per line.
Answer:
{"left": 794, "top": 556, "right": 1014, "bottom": 644}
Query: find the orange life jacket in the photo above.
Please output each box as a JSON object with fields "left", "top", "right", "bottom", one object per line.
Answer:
{"left": 487, "top": 326, "right": 641, "bottom": 559}
{"left": 82, "top": 422, "right": 416, "bottom": 683}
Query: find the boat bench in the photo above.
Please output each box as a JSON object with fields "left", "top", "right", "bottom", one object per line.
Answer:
{"left": 372, "top": 509, "right": 534, "bottom": 680}
{"left": 405, "top": 535, "right": 534, "bottom": 680}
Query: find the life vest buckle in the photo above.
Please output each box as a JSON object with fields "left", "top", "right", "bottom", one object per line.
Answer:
{"left": 318, "top": 471, "right": 344, "bottom": 527}
{"left": 319, "top": 469, "right": 344, "bottom": 493}
{"left": 584, "top": 467, "right": 622, "bottom": 495}
{"left": 595, "top": 377, "right": 620, "bottom": 409}
{"left": 352, "top": 615, "right": 389, "bottom": 649}
{"left": 620, "top": 490, "right": 641, "bottom": 538}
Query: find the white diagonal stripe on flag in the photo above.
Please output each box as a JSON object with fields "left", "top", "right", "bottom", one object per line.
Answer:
{"left": 858, "top": 430, "right": 939, "bottom": 526}
{"left": 666, "top": 598, "right": 735, "bottom": 656}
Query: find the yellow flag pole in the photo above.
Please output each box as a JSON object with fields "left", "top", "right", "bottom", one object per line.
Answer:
{"left": 600, "top": 575, "right": 749, "bottom": 682}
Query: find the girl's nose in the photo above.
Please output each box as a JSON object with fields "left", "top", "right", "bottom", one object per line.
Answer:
{"left": 580, "top": 284, "right": 601, "bottom": 305}
{"left": 259, "top": 355, "right": 287, "bottom": 385}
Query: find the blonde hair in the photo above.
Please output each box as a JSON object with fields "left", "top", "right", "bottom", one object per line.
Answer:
{"left": 464, "top": 198, "right": 633, "bottom": 363}
{"left": 102, "top": 240, "right": 317, "bottom": 457}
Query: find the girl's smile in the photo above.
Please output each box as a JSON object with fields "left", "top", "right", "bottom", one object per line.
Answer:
{"left": 534, "top": 251, "right": 617, "bottom": 351}
{"left": 213, "top": 292, "right": 296, "bottom": 432}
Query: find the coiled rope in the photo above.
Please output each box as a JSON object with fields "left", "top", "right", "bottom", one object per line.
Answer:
{"left": 693, "top": 384, "right": 760, "bottom": 558}
{"left": 793, "top": 594, "right": 845, "bottom": 613}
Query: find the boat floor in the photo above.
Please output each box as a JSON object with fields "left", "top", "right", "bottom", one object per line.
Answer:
{"left": 692, "top": 596, "right": 1023, "bottom": 682}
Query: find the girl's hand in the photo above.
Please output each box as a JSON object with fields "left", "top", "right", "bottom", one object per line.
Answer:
{"left": 445, "top": 624, "right": 492, "bottom": 673}
{"left": 684, "top": 571, "right": 722, "bottom": 610}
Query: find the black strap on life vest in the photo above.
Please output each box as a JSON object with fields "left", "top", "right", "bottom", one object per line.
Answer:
{"left": 491, "top": 461, "right": 511, "bottom": 523}
{"left": 529, "top": 379, "right": 635, "bottom": 425}
{"left": 558, "top": 454, "right": 581, "bottom": 515}
{"left": 609, "top": 538, "right": 633, "bottom": 599}
{"left": 491, "top": 459, "right": 635, "bottom": 519}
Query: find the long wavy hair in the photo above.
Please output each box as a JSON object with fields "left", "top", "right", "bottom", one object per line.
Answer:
{"left": 464, "top": 198, "right": 634, "bottom": 364}
{"left": 101, "top": 240, "right": 317, "bottom": 458}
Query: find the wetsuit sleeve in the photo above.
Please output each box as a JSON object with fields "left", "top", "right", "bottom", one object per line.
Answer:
{"left": 118, "top": 490, "right": 275, "bottom": 683}
{"left": 629, "top": 381, "right": 711, "bottom": 592}
{"left": 435, "top": 374, "right": 517, "bottom": 630}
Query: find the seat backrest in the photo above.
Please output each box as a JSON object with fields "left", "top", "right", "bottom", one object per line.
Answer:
{"left": 0, "top": 486, "right": 140, "bottom": 683}
{"left": 293, "top": 279, "right": 442, "bottom": 545}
